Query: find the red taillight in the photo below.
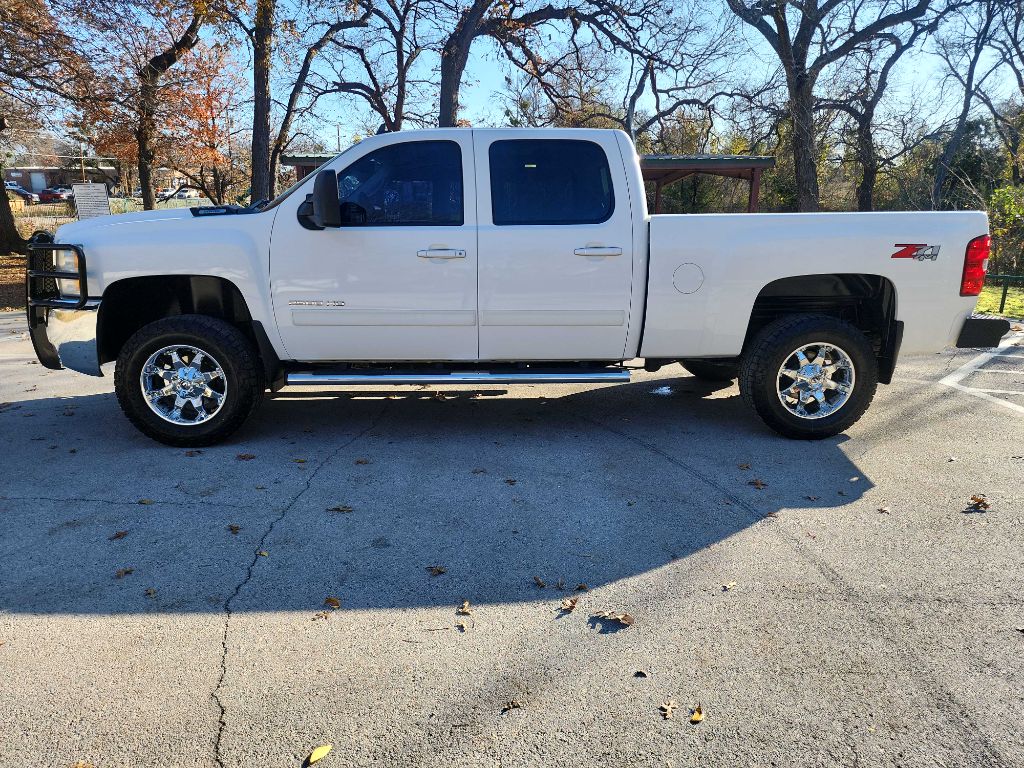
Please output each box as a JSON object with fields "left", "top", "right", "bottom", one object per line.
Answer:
{"left": 960, "top": 234, "right": 990, "bottom": 296}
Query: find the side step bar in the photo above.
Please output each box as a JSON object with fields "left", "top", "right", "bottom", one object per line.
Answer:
{"left": 285, "top": 369, "right": 631, "bottom": 386}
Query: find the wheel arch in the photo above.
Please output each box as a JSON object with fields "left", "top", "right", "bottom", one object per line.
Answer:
{"left": 97, "top": 275, "right": 281, "bottom": 385}
{"left": 744, "top": 274, "right": 901, "bottom": 384}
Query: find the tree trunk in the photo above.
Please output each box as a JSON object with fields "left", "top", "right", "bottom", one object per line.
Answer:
{"left": 250, "top": 0, "right": 275, "bottom": 202}
{"left": 438, "top": 39, "right": 471, "bottom": 127}
{"left": 137, "top": 75, "right": 158, "bottom": 210}
{"left": 855, "top": 112, "right": 877, "bottom": 212}
{"left": 0, "top": 186, "right": 26, "bottom": 255}
{"left": 790, "top": 80, "right": 820, "bottom": 212}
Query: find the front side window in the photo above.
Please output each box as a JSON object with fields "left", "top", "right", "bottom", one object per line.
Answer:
{"left": 489, "top": 139, "right": 614, "bottom": 225}
{"left": 336, "top": 140, "right": 463, "bottom": 226}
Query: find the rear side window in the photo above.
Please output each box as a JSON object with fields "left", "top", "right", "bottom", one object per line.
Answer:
{"left": 489, "top": 139, "right": 614, "bottom": 225}
{"left": 336, "top": 140, "right": 463, "bottom": 226}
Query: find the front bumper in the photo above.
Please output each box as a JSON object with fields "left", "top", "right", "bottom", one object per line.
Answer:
{"left": 26, "top": 239, "right": 103, "bottom": 377}
{"left": 956, "top": 317, "right": 1011, "bottom": 348}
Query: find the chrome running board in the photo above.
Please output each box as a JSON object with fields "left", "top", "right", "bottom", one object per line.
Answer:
{"left": 285, "top": 369, "right": 631, "bottom": 386}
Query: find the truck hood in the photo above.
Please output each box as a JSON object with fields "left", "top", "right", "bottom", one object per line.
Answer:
{"left": 55, "top": 208, "right": 195, "bottom": 241}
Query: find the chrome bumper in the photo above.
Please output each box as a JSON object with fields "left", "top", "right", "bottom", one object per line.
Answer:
{"left": 28, "top": 301, "right": 103, "bottom": 376}
{"left": 26, "top": 238, "right": 103, "bottom": 376}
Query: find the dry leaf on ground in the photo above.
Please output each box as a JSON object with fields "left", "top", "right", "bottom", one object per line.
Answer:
{"left": 533, "top": 575, "right": 546, "bottom": 589}
{"left": 324, "top": 596, "right": 341, "bottom": 609}
{"left": 576, "top": 583, "right": 589, "bottom": 592}
{"left": 115, "top": 568, "right": 133, "bottom": 579}
{"left": 312, "top": 611, "right": 330, "bottom": 621}
{"left": 592, "top": 610, "right": 634, "bottom": 627}
{"left": 505, "top": 478, "right": 517, "bottom": 485}
{"left": 559, "top": 597, "right": 578, "bottom": 613}
{"left": 306, "top": 744, "right": 332, "bottom": 765}
{"left": 968, "top": 494, "right": 991, "bottom": 511}
{"left": 108, "top": 530, "right": 129, "bottom": 541}
{"left": 144, "top": 588, "right": 157, "bottom": 598}
{"left": 501, "top": 700, "right": 523, "bottom": 713}
{"left": 426, "top": 566, "right": 447, "bottom": 576}
{"left": 257, "top": 550, "right": 268, "bottom": 557}
{"left": 236, "top": 453, "right": 256, "bottom": 461}
{"left": 456, "top": 600, "right": 473, "bottom": 616}
{"left": 737, "top": 463, "right": 751, "bottom": 470}
{"left": 690, "top": 703, "right": 704, "bottom": 723}
{"left": 137, "top": 499, "right": 154, "bottom": 505}
{"left": 660, "top": 700, "right": 678, "bottom": 719}
{"left": 878, "top": 507, "right": 891, "bottom": 514}
{"left": 748, "top": 479, "right": 767, "bottom": 490}
{"left": 471, "top": 468, "right": 487, "bottom": 474}
{"left": 293, "top": 458, "right": 308, "bottom": 464}
{"left": 722, "top": 581, "right": 737, "bottom": 591}
{"left": 327, "top": 505, "right": 353, "bottom": 514}
{"left": 227, "top": 524, "right": 241, "bottom": 534}
{"left": 634, "top": 670, "right": 648, "bottom": 678}
{"left": 354, "top": 458, "right": 370, "bottom": 465}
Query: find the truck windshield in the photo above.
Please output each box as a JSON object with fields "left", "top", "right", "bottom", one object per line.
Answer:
{"left": 261, "top": 141, "right": 359, "bottom": 212}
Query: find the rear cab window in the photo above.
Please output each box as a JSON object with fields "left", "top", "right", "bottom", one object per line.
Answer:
{"left": 488, "top": 139, "right": 614, "bottom": 225}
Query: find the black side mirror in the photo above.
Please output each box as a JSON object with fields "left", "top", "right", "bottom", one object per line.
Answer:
{"left": 311, "top": 169, "right": 341, "bottom": 228}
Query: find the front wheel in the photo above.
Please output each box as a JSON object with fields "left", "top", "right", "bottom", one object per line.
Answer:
{"left": 738, "top": 314, "right": 878, "bottom": 440}
{"left": 114, "top": 315, "right": 264, "bottom": 446}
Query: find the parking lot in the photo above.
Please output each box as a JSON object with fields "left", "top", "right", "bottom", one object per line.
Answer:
{"left": 1, "top": 310, "right": 1022, "bottom": 767}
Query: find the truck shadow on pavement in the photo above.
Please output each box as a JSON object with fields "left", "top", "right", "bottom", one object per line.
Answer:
{"left": 0, "top": 374, "right": 871, "bottom": 615}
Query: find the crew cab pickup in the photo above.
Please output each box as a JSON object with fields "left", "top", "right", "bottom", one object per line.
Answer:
{"left": 25, "top": 128, "right": 1009, "bottom": 446}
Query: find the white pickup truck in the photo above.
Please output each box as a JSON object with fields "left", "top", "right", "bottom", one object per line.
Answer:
{"left": 26, "top": 128, "right": 1008, "bottom": 445}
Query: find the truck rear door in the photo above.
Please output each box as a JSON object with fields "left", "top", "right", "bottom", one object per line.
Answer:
{"left": 473, "top": 130, "right": 635, "bottom": 360}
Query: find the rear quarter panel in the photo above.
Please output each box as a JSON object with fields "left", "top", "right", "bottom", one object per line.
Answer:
{"left": 640, "top": 210, "right": 988, "bottom": 358}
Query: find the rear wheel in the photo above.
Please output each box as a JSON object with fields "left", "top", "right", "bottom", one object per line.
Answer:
{"left": 114, "top": 315, "right": 264, "bottom": 446}
{"left": 680, "top": 358, "right": 739, "bottom": 382}
{"left": 739, "top": 314, "right": 878, "bottom": 439}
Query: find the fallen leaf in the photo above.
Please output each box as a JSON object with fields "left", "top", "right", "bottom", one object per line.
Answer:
{"left": 327, "top": 505, "right": 353, "bottom": 514}
{"left": 877, "top": 507, "right": 891, "bottom": 514}
{"left": 456, "top": 600, "right": 473, "bottom": 616}
{"left": 144, "top": 588, "right": 156, "bottom": 598}
{"left": 592, "top": 610, "right": 635, "bottom": 627}
{"left": 324, "top": 596, "right": 341, "bottom": 609}
{"left": 426, "top": 565, "right": 447, "bottom": 576}
{"left": 293, "top": 458, "right": 308, "bottom": 464}
{"left": 501, "top": 700, "right": 523, "bottom": 713}
{"left": 505, "top": 478, "right": 517, "bottom": 486}
{"left": 805, "top": 495, "right": 819, "bottom": 501}
{"left": 354, "top": 458, "right": 370, "bottom": 465}
{"left": 255, "top": 485, "right": 267, "bottom": 490}
{"left": 559, "top": 597, "right": 578, "bottom": 613}
{"left": 575, "top": 583, "right": 589, "bottom": 592}
{"left": 690, "top": 703, "right": 704, "bottom": 724}
{"left": 137, "top": 498, "right": 154, "bottom": 505}
{"left": 115, "top": 567, "right": 133, "bottom": 579}
{"left": 533, "top": 575, "right": 546, "bottom": 589}
{"left": 737, "top": 463, "right": 751, "bottom": 470}
{"left": 455, "top": 620, "right": 468, "bottom": 632}
{"left": 184, "top": 450, "right": 202, "bottom": 457}
{"left": 312, "top": 611, "right": 330, "bottom": 621}
{"left": 257, "top": 550, "right": 268, "bottom": 557}
{"left": 660, "top": 699, "right": 678, "bottom": 719}
{"left": 634, "top": 670, "right": 648, "bottom": 678}
{"left": 471, "top": 468, "right": 487, "bottom": 475}
{"left": 722, "top": 581, "right": 737, "bottom": 591}
{"left": 967, "top": 494, "right": 991, "bottom": 511}
{"left": 236, "top": 453, "right": 256, "bottom": 461}
{"left": 108, "top": 530, "right": 129, "bottom": 541}
{"left": 306, "top": 744, "right": 332, "bottom": 765}
{"left": 227, "top": 524, "right": 241, "bottom": 534}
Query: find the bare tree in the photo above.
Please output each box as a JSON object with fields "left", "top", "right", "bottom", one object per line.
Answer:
{"left": 932, "top": 0, "right": 1000, "bottom": 207}
{"left": 727, "top": 0, "right": 933, "bottom": 211}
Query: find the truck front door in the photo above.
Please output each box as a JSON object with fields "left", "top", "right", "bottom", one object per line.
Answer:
{"left": 269, "top": 134, "right": 478, "bottom": 361}
{"left": 473, "top": 130, "right": 635, "bottom": 361}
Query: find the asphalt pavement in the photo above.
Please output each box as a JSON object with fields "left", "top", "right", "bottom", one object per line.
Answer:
{"left": 1, "top": 310, "right": 1022, "bottom": 768}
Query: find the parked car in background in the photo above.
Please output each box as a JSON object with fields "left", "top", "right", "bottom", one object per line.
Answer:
{"left": 39, "top": 188, "right": 73, "bottom": 203}
{"left": 175, "top": 188, "right": 201, "bottom": 199}
{"left": 7, "top": 185, "right": 39, "bottom": 204}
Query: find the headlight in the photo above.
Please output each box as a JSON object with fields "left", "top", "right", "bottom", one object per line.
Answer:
{"left": 54, "top": 248, "right": 81, "bottom": 298}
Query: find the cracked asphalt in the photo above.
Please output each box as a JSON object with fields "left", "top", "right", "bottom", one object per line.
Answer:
{"left": 1, "top": 310, "right": 1023, "bottom": 768}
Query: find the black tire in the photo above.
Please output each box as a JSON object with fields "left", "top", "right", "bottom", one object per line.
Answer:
{"left": 738, "top": 314, "right": 878, "bottom": 440}
{"left": 680, "top": 358, "right": 739, "bottom": 382}
{"left": 114, "top": 315, "right": 264, "bottom": 446}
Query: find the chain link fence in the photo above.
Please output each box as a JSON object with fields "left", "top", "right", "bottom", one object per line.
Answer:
{"left": 13, "top": 197, "right": 213, "bottom": 239}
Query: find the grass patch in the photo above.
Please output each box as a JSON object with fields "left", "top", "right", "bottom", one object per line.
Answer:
{"left": 0, "top": 254, "right": 25, "bottom": 312}
{"left": 977, "top": 283, "right": 1024, "bottom": 318}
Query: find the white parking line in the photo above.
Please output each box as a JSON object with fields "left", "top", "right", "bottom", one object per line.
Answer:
{"left": 938, "top": 333, "right": 1024, "bottom": 414}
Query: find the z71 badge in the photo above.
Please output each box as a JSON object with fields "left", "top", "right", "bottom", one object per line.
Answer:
{"left": 891, "top": 243, "right": 940, "bottom": 261}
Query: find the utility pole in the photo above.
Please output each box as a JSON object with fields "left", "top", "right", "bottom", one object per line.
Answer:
{"left": 336, "top": 125, "right": 341, "bottom": 153}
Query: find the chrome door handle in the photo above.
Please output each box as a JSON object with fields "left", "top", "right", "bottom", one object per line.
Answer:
{"left": 574, "top": 246, "right": 622, "bottom": 257}
{"left": 417, "top": 248, "right": 466, "bottom": 259}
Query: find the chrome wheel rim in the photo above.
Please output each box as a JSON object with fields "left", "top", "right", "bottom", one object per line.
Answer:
{"left": 140, "top": 345, "right": 227, "bottom": 426}
{"left": 776, "top": 342, "right": 855, "bottom": 420}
